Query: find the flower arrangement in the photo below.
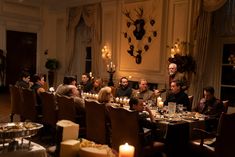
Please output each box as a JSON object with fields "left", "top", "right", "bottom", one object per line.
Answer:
{"left": 168, "top": 54, "right": 196, "bottom": 74}
{"left": 45, "top": 58, "right": 59, "bottom": 71}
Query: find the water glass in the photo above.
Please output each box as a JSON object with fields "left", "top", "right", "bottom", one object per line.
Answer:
{"left": 168, "top": 102, "right": 176, "bottom": 115}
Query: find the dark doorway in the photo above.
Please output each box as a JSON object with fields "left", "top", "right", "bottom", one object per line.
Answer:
{"left": 6, "top": 30, "right": 37, "bottom": 86}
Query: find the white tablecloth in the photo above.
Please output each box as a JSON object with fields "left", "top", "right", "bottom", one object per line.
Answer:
{"left": 0, "top": 139, "right": 47, "bottom": 157}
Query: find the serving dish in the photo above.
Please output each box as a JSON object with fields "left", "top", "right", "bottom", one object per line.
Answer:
{"left": 0, "top": 122, "right": 43, "bottom": 139}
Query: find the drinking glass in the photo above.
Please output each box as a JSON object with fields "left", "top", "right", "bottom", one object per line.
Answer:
{"left": 168, "top": 102, "right": 176, "bottom": 115}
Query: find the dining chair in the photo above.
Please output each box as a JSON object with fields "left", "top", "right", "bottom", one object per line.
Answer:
{"left": 85, "top": 99, "right": 110, "bottom": 145}
{"left": 222, "top": 100, "right": 229, "bottom": 113}
{"left": 56, "top": 95, "right": 77, "bottom": 122}
{"left": 188, "top": 95, "right": 194, "bottom": 111}
{"left": 41, "top": 92, "right": 58, "bottom": 127}
{"left": 108, "top": 106, "right": 165, "bottom": 157}
{"left": 190, "top": 112, "right": 235, "bottom": 157}
{"left": 9, "top": 84, "right": 22, "bottom": 122}
{"left": 21, "top": 88, "right": 41, "bottom": 122}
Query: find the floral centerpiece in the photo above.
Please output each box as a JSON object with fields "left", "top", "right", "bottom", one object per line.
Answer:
{"left": 168, "top": 53, "right": 196, "bottom": 74}
{"left": 45, "top": 58, "right": 59, "bottom": 71}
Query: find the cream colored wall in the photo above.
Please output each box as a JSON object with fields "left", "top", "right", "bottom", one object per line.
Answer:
{"left": 0, "top": 0, "right": 193, "bottom": 88}
{"left": 102, "top": 0, "right": 192, "bottom": 90}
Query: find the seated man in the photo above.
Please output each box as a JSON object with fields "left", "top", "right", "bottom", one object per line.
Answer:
{"left": 15, "top": 71, "right": 33, "bottom": 89}
{"left": 193, "top": 86, "right": 224, "bottom": 118}
{"left": 132, "top": 79, "right": 154, "bottom": 101}
{"left": 193, "top": 86, "right": 225, "bottom": 132}
{"left": 129, "top": 98, "right": 157, "bottom": 145}
{"left": 80, "top": 73, "right": 93, "bottom": 92}
{"left": 115, "top": 77, "right": 132, "bottom": 98}
{"left": 55, "top": 75, "right": 79, "bottom": 97}
{"left": 164, "top": 80, "right": 190, "bottom": 111}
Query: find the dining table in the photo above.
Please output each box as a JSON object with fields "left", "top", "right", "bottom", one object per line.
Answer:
{"left": 0, "top": 138, "right": 47, "bottom": 157}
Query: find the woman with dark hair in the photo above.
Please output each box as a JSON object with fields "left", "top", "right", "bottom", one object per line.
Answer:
{"left": 31, "top": 74, "right": 46, "bottom": 115}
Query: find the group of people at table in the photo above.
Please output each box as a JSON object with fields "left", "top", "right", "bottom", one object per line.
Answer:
{"left": 14, "top": 63, "right": 225, "bottom": 141}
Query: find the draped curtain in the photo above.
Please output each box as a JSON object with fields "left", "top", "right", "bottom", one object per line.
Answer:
{"left": 190, "top": 0, "right": 227, "bottom": 108}
{"left": 65, "top": 4, "right": 101, "bottom": 76}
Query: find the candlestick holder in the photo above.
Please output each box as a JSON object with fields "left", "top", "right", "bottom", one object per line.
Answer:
{"left": 107, "top": 62, "right": 116, "bottom": 86}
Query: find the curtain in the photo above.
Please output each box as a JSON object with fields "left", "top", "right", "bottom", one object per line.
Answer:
{"left": 190, "top": 0, "right": 227, "bottom": 108}
{"left": 65, "top": 4, "right": 101, "bottom": 76}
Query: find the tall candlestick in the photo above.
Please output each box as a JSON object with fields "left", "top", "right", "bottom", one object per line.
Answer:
{"left": 119, "top": 143, "right": 135, "bottom": 157}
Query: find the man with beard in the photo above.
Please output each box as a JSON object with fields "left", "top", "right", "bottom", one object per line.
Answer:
{"left": 115, "top": 77, "right": 132, "bottom": 98}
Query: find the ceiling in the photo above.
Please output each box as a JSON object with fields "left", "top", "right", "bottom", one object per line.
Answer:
{"left": 4, "top": 0, "right": 106, "bottom": 9}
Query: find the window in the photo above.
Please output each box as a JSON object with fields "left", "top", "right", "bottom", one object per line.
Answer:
{"left": 221, "top": 44, "right": 235, "bottom": 106}
{"left": 85, "top": 47, "right": 92, "bottom": 73}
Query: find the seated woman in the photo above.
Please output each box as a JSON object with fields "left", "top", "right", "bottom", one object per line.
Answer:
{"left": 31, "top": 74, "right": 46, "bottom": 115}
{"left": 97, "top": 86, "right": 113, "bottom": 103}
{"left": 90, "top": 77, "right": 103, "bottom": 94}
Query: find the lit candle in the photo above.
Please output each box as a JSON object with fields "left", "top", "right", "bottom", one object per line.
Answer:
{"left": 157, "top": 97, "right": 162, "bottom": 104}
{"left": 115, "top": 97, "right": 120, "bottom": 103}
{"left": 158, "top": 101, "right": 164, "bottom": 108}
{"left": 119, "top": 143, "right": 135, "bottom": 157}
{"left": 110, "top": 62, "right": 113, "bottom": 68}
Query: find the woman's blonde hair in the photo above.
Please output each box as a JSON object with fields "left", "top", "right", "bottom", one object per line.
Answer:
{"left": 97, "top": 86, "right": 112, "bottom": 103}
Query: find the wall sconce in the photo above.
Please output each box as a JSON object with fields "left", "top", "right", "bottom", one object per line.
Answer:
{"left": 169, "top": 39, "right": 188, "bottom": 58}
{"left": 101, "top": 45, "right": 111, "bottom": 61}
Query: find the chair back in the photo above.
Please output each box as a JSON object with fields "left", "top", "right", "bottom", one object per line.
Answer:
{"left": 9, "top": 85, "right": 22, "bottom": 116}
{"left": 57, "top": 95, "right": 77, "bottom": 123}
{"left": 215, "top": 112, "right": 235, "bottom": 157}
{"left": 188, "top": 95, "right": 194, "bottom": 111}
{"left": 85, "top": 100, "right": 109, "bottom": 145}
{"left": 21, "top": 88, "right": 38, "bottom": 122}
{"left": 222, "top": 100, "right": 229, "bottom": 113}
{"left": 108, "top": 106, "right": 141, "bottom": 157}
{"left": 41, "top": 92, "right": 57, "bottom": 127}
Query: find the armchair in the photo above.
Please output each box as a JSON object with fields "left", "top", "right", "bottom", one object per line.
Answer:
{"left": 190, "top": 112, "right": 235, "bottom": 157}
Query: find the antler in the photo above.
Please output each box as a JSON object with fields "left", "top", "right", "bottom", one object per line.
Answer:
{"left": 135, "top": 8, "right": 144, "bottom": 18}
{"left": 122, "top": 9, "right": 135, "bottom": 23}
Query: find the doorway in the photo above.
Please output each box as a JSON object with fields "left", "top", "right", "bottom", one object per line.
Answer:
{"left": 6, "top": 30, "right": 37, "bottom": 86}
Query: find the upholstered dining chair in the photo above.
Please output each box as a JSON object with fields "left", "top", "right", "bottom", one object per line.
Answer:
{"left": 222, "top": 100, "right": 229, "bottom": 113}
{"left": 85, "top": 99, "right": 110, "bottom": 145}
{"left": 40, "top": 92, "right": 58, "bottom": 127}
{"left": 188, "top": 95, "right": 194, "bottom": 111}
{"left": 108, "top": 106, "right": 165, "bottom": 157}
{"left": 56, "top": 95, "right": 77, "bottom": 122}
{"left": 20, "top": 88, "right": 40, "bottom": 122}
{"left": 190, "top": 112, "right": 235, "bottom": 157}
{"left": 9, "top": 84, "right": 22, "bottom": 122}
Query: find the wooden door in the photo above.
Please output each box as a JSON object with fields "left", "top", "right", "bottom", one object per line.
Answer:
{"left": 6, "top": 30, "right": 37, "bottom": 86}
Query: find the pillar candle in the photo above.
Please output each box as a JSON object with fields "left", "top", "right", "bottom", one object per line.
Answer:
{"left": 119, "top": 143, "right": 135, "bottom": 157}
{"left": 157, "top": 97, "right": 162, "bottom": 106}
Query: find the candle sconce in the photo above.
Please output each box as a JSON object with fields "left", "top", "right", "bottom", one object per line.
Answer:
{"left": 107, "top": 62, "right": 116, "bottom": 86}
